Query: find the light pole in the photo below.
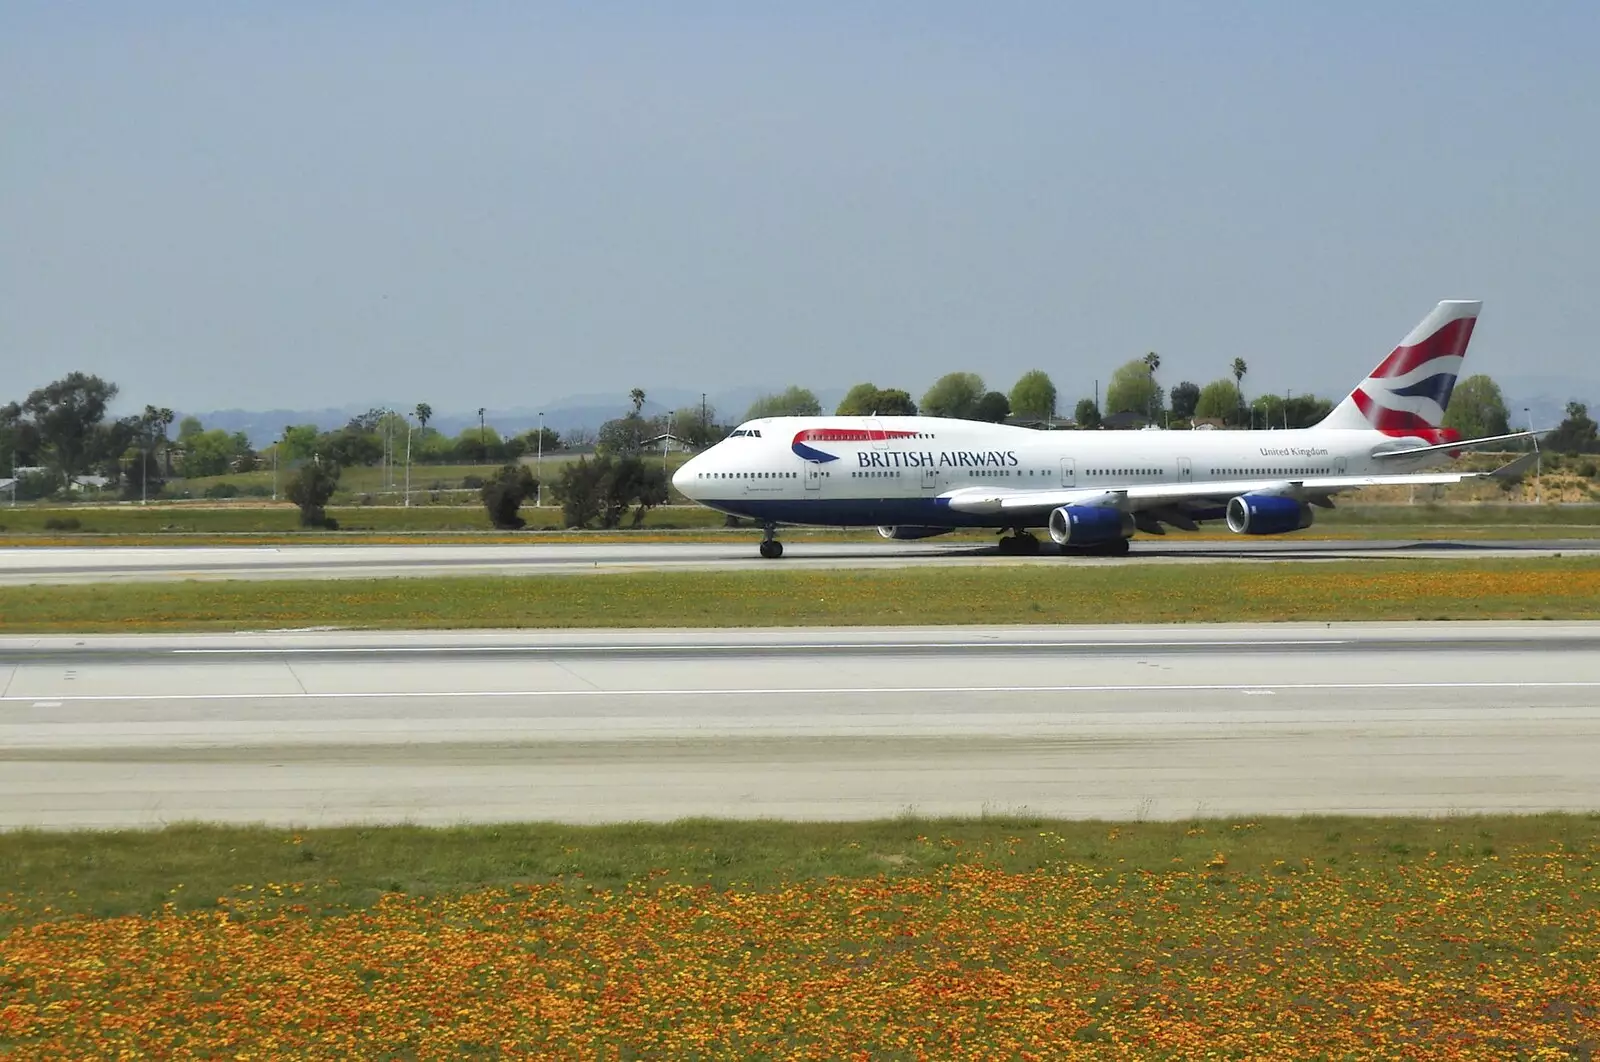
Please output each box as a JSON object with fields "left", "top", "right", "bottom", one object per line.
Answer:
{"left": 536, "top": 412, "right": 544, "bottom": 507}
{"left": 478, "top": 407, "right": 487, "bottom": 465}
{"left": 404, "top": 414, "right": 412, "bottom": 507}
{"left": 1284, "top": 389, "right": 1292, "bottom": 430}
{"left": 1526, "top": 407, "right": 1540, "bottom": 503}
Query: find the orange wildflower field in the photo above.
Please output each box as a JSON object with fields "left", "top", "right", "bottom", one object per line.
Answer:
{"left": 4, "top": 821, "right": 1599, "bottom": 1058}
{"left": 4, "top": 556, "right": 1600, "bottom": 632}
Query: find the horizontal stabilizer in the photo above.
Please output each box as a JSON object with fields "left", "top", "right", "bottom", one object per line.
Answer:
{"left": 1372, "top": 430, "right": 1546, "bottom": 460}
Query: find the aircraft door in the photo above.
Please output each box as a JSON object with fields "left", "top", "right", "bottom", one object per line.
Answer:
{"left": 1335, "top": 457, "right": 1347, "bottom": 475}
{"left": 921, "top": 466, "right": 937, "bottom": 493}
{"left": 1059, "top": 458, "right": 1075, "bottom": 488}
{"left": 804, "top": 463, "right": 823, "bottom": 493}
{"left": 1178, "top": 457, "right": 1192, "bottom": 483}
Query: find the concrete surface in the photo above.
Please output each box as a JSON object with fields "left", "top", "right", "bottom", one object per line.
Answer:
{"left": 4, "top": 622, "right": 1600, "bottom": 828}
{"left": 1, "top": 538, "right": 1596, "bottom": 584}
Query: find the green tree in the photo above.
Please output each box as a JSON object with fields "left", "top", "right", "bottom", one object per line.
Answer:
{"left": 1074, "top": 397, "right": 1102, "bottom": 429}
{"left": 1169, "top": 381, "right": 1201, "bottom": 420}
{"left": 630, "top": 388, "right": 647, "bottom": 415}
{"left": 1546, "top": 402, "right": 1600, "bottom": 454}
{"left": 316, "top": 426, "right": 383, "bottom": 467}
{"left": 744, "top": 386, "right": 821, "bottom": 421}
{"left": 286, "top": 459, "right": 340, "bottom": 528}
{"left": 597, "top": 414, "right": 654, "bottom": 455}
{"left": 1008, "top": 370, "right": 1057, "bottom": 419}
{"left": 555, "top": 456, "right": 604, "bottom": 528}
{"left": 0, "top": 402, "right": 38, "bottom": 474}
{"left": 414, "top": 403, "right": 432, "bottom": 431}
{"left": 280, "top": 425, "right": 319, "bottom": 463}
{"left": 21, "top": 373, "right": 122, "bottom": 487}
{"left": 453, "top": 426, "right": 504, "bottom": 463}
{"left": 553, "top": 454, "right": 669, "bottom": 529}
{"left": 920, "top": 373, "right": 986, "bottom": 419}
{"left": 973, "top": 391, "right": 1011, "bottom": 423}
{"left": 835, "top": 383, "right": 917, "bottom": 417}
{"left": 182, "top": 429, "right": 250, "bottom": 477}
{"left": 481, "top": 463, "right": 538, "bottom": 529}
{"left": 1441, "top": 374, "right": 1510, "bottom": 440}
{"left": 1105, "top": 360, "right": 1164, "bottom": 417}
{"left": 1194, "top": 379, "right": 1243, "bottom": 422}
{"left": 671, "top": 406, "right": 720, "bottom": 448}
{"left": 177, "top": 415, "right": 204, "bottom": 442}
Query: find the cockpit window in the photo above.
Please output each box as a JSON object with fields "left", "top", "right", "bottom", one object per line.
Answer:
{"left": 728, "top": 428, "right": 762, "bottom": 438}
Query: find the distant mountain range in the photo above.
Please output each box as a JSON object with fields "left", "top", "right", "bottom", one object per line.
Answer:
{"left": 181, "top": 378, "right": 1591, "bottom": 448}
{"left": 182, "top": 387, "right": 849, "bottom": 447}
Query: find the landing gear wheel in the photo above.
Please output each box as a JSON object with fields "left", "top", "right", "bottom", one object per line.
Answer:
{"left": 998, "top": 531, "right": 1040, "bottom": 556}
{"left": 759, "top": 524, "right": 784, "bottom": 559}
{"left": 1016, "top": 532, "right": 1040, "bottom": 556}
{"left": 1100, "top": 538, "right": 1132, "bottom": 556}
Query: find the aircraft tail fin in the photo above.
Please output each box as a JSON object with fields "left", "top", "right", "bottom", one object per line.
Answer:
{"left": 1316, "top": 300, "right": 1481, "bottom": 438}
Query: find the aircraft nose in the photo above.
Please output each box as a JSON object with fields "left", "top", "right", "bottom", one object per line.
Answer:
{"left": 672, "top": 457, "right": 697, "bottom": 497}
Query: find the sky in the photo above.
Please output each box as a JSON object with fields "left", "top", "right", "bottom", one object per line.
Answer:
{"left": 3, "top": 2, "right": 1597, "bottom": 419}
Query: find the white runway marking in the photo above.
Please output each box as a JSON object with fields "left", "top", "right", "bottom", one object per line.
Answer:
{"left": 167, "top": 639, "right": 1354, "bottom": 655}
{"left": 4, "top": 679, "right": 1600, "bottom": 704}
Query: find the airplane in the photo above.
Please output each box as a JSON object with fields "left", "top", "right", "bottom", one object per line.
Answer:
{"left": 671, "top": 300, "right": 1539, "bottom": 558}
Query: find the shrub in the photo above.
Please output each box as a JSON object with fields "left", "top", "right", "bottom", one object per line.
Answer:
{"left": 203, "top": 483, "right": 240, "bottom": 499}
{"left": 481, "top": 464, "right": 538, "bottom": 530}
{"left": 286, "top": 460, "right": 341, "bottom": 528}
{"left": 42, "top": 516, "right": 82, "bottom": 531}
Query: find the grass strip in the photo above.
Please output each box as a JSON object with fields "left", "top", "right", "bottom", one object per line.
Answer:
{"left": 4, "top": 556, "right": 1600, "bottom": 631}
{"left": 4, "top": 817, "right": 1598, "bottom": 1057}
{"left": 0, "top": 814, "right": 1591, "bottom": 926}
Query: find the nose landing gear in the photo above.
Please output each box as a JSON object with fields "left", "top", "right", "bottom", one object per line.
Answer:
{"left": 759, "top": 524, "right": 784, "bottom": 559}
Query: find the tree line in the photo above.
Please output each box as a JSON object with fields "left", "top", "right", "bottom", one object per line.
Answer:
{"left": 6, "top": 370, "right": 1598, "bottom": 522}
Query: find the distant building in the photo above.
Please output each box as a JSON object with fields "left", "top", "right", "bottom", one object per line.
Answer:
{"left": 1100, "top": 411, "right": 1152, "bottom": 430}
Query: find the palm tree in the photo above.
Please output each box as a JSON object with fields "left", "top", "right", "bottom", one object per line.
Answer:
{"left": 414, "top": 402, "right": 432, "bottom": 431}
{"left": 1143, "top": 352, "right": 1161, "bottom": 419}
{"left": 1231, "top": 358, "right": 1248, "bottom": 427}
{"left": 630, "top": 388, "right": 647, "bottom": 416}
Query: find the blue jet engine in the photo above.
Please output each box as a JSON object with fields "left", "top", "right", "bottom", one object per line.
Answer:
{"left": 1225, "top": 494, "right": 1314, "bottom": 535}
{"left": 1047, "top": 505, "right": 1135, "bottom": 546}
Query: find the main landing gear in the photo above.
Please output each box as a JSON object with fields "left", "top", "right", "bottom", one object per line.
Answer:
{"left": 759, "top": 523, "right": 784, "bottom": 559}
{"left": 996, "top": 530, "right": 1041, "bottom": 556}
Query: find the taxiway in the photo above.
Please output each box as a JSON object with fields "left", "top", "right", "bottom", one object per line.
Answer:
{"left": 4, "top": 622, "right": 1599, "bottom": 829}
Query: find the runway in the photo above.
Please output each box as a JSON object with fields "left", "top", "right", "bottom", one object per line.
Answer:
{"left": 4, "top": 622, "right": 1600, "bottom": 829}
{"left": 1, "top": 537, "right": 1596, "bottom": 584}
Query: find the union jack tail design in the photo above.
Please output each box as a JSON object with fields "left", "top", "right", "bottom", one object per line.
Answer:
{"left": 1317, "top": 300, "right": 1480, "bottom": 441}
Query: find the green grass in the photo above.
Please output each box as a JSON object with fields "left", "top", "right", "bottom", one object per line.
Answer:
{"left": 3, "top": 556, "right": 1599, "bottom": 631}
{"left": 0, "top": 502, "right": 731, "bottom": 536}
{"left": 2, "top": 814, "right": 1594, "bottom": 929}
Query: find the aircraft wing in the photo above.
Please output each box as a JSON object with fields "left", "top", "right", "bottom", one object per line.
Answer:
{"left": 943, "top": 453, "right": 1534, "bottom": 520}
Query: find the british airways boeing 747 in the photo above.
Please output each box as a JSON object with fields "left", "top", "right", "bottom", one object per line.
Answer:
{"left": 672, "top": 300, "right": 1536, "bottom": 558}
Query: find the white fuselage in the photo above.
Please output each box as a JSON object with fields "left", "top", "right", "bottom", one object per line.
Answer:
{"left": 672, "top": 416, "right": 1436, "bottom": 529}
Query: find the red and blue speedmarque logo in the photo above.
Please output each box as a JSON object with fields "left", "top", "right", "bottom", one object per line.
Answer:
{"left": 791, "top": 427, "right": 918, "bottom": 463}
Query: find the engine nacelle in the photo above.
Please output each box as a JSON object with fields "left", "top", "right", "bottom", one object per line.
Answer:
{"left": 877, "top": 525, "right": 953, "bottom": 541}
{"left": 1047, "top": 505, "right": 1135, "bottom": 546}
{"left": 1225, "top": 494, "right": 1314, "bottom": 535}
